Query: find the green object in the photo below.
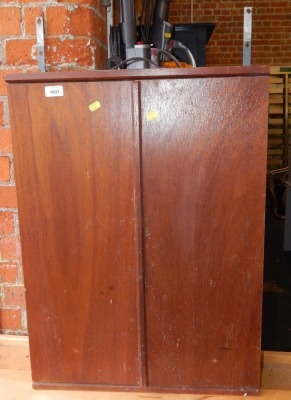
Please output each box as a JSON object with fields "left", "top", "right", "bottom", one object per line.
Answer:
{"left": 280, "top": 67, "right": 291, "bottom": 72}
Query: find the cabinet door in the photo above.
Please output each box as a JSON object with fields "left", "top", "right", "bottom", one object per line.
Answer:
{"left": 8, "top": 80, "right": 143, "bottom": 387}
{"left": 141, "top": 76, "right": 268, "bottom": 392}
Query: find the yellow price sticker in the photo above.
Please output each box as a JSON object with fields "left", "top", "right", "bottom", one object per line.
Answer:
{"left": 89, "top": 100, "right": 101, "bottom": 112}
{"left": 146, "top": 110, "right": 159, "bottom": 121}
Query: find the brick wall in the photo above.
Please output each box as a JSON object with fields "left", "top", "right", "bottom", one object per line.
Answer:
{"left": 169, "top": 0, "right": 291, "bottom": 66}
{"left": 0, "top": 0, "right": 108, "bottom": 335}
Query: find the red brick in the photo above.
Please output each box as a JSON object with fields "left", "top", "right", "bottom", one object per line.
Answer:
{"left": 15, "top": 0, "right": 43, "bottom": 2}
{"left": 0, "top": 211, "right": 14, "bottom": 235}
{"left": 5, "top": 39, "right": 38, "bottom": 66}
{"left": 46, "top": 38, "right": 96, "bottom": 67}
{"left": 69, "top": 7, "right": 101, "bottom": 37}
{"left": 0, "top": 186, "right": 17, "bottom": 208}
{"left": 4, "top": 285, "right": 26, "bottom": 308}
{"left": 0, "top": 129, "right": 13, "bottom": 153}
{"left": 0, "top": 236, "right": 21, "bottom": 261}
{"left": 204, "top": 9, "right": 214, "bottom": 16}
{"left": 0, "top": 156, "right": 10, "bottom": 181}
{"left": 0, "top": 262, "right": 18, "bottom": 283}
{"left": 0, "top": 69, "right": 22, "bottom": 96}
{"left": 23, "top": 7, "right": 43, "bottom": 35}
{"left": 46, "top": 6, "right": 70, "bottom": 35}
{"left": 201, "top": 2, "right": 217, "bottom": 9}
{"left": 58, "top": 0, "right": 99, "bottom": 4}
{"left": 0, "top": 73, "right": 7, "bottom": 97}
{"left": 0, "top": 308, "right": 22, "bottom": 330}
{"left": 0, "top": 7, "right": 22, "bottom": 35}
{"left": 0, "top": 103, "right": 4, "bottom": 128}
{"left": 273, "top": 1, "right": 289, "bottom": 6}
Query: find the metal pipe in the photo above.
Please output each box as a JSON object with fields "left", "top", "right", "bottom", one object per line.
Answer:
{"left": 120, "top": 0, "right": 136, "bottom": 48}
{"left": 106, "top": 3, "right": 113, "bottom": 58}
{"left": 151, "top": 0, "right": 172, "bottom": 49}
{"left": 152, "top": 0, "right": 171, "bottom": 23}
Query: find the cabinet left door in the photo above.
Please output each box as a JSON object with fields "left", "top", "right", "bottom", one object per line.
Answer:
{"left": 7, "top": 80, "right": 144, "bottom": 389}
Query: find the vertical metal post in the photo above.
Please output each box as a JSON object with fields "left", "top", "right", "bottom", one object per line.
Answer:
{"left": 243, "top": 7, "right": 252, "bottom": 66}
{"left": 120, "top": 0, "right": 136, "bottom": 49}
{"left": 36, "top": 17, "right": 46, "bottom": 72}
{"left": 107, "top": 5, "right": 113, "bottom": 58}
{"left": 101, "top": 0, "right": 113, "bottom": 59}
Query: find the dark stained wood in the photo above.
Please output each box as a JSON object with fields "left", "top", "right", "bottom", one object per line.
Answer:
{"left": 8, "top": 81, "right": 143, "bottom": 386}
{"left": 6, "top": 67, "right": 269, "bottom": 394}
{"left": 5, "top": 65, "right": 269, "bottom": 84}
{"left": 141, "top": 75, "right": 269, "bottom": 392}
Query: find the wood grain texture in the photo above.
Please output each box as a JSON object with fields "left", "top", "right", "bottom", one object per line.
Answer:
{"left": 6, "top": 67, "right": 269, "bottom": 393}
{"left": 141, "top": 76, "right": 269, "bottom": 391}
{"left": 5, "top": 66, "right": 269, "bottom": 84}
{"left": 8, "top": 81, "right": 143, "bottom": 386}
{"left": 4, "top": 335, "right": 291, "bottom": 395}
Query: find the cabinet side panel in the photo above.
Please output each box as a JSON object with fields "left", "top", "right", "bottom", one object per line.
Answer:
{"left": 8, "top": 81, "right": 141, "bottom": 386}
{"left": 141, "top": 76, "right": 269, "bottom": 391}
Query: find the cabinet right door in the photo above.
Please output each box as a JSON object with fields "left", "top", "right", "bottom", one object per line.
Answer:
{"left": 141, "top": 75, "right": 269, "bottom": 392}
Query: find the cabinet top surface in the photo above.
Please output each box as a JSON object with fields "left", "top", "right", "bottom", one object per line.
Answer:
{"left": 5, "top": 66, "right": 269, "bottom": 84}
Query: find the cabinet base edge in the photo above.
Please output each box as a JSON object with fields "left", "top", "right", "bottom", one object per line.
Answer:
{"left": 32, "top": 382, "right": 260, "bottom": 395}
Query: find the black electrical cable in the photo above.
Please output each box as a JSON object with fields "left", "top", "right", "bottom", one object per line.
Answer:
{"left": 110, "top": 51, "right": 182, "bottom": 70}
{"left": 163, "top": 39, "right": 196, "bottom": 67}
{"left": 156, "top": 49, "right": 182, "bottom": 67}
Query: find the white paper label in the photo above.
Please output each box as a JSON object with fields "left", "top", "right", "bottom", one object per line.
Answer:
{"left": 45, "top": 86, "right": 64, "bottom": 97}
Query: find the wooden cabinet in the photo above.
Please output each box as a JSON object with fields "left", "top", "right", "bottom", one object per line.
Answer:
{"left": 5, "top": 66, "right": 269, "bottom": 395}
